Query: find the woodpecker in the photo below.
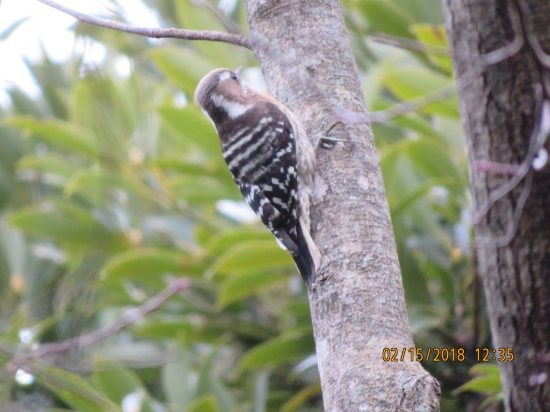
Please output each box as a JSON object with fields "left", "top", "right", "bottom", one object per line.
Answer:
{"left": 194, "top": 67, "right": 321, "bottom": 287}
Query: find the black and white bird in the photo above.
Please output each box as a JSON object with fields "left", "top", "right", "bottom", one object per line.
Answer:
{"left": 194, "top": 67, "right": 321, "bottom": 287}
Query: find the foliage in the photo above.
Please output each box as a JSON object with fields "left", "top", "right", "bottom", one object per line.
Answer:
{"left": 0, "top": 0, "right": 499, "bottom": 411}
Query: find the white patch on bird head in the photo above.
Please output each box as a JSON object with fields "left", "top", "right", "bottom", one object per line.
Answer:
{"left": 211, "top": 94, "right": 252, "bottom": 119}
{"left": 218, "top": 71, "right": 232, "bottom": 82}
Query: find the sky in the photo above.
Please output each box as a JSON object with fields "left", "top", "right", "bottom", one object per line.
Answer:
{"left": 0, "top": 0, "right": 160, "bottom": 105}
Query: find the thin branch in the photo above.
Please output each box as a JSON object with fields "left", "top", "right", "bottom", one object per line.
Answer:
{"left": 4, "top": 278, "right": 189, "bottom": 374}
{"left": 473, "top": 97, "right": 550, "bottom": 224}
{"left": 364, "top": 0, "right": 525, "bottom": 123}
{"left": 474, "top": 97, "right": 550, "bottom": 247}
{"left": 333, "top": 13, "right": 523, "bottom": 125}
{"left": 369, "top": 84, "right": 457, "bottom": 123}
{"left": 371, "top": 31, "right": 522, "bottom": 66}
{"left": 370, "top": 3, "right": 523, "bottom": 66}
{"left": 189, "top": 0, "right": 246, "bottom": 35}
{"left": 473, "top": 0, "right": 524, "bottom": 66}
{"left": 474, "top": 159, "right": 522, "bottom": 175}
{"left": 36, "top": 0, "right": 253, "bottom": 50}
{"left": 337, "top": 69, "right": 469, "bottom": 125}
{"left": 476, "top": 171, "right": 533, "bottom": 248}
{"left": 515, "top": 0, "right": 550, "bottom": 68}
{"left": 370, "top": 34, "right": 452, "bottom": 57}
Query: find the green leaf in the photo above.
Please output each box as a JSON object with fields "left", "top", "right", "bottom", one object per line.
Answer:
{"left": 9, "top": 200, "right": 129, "bottom": 250}
{"left": 411, "top": 24, "right": 453, "bottom": 73}
{"left": 281, "top": 383, "right": 322, "bottom": 412}
{"left": 412, "top": 24, "right": 450, "bottom": 47}
{"left": 196, "top": 348, "right": 236, "bottom": 411}
{"left": 185, "top": 395, "right": 220, "bottom": 412}
{"left": 239, "top": 333, "right": 314, "bottom": 370}
{"left": 162, "top": 346, "right": 194, "bottom": 409}
{"left": 18, "top": 153, "right": 80, "bottom": 180}
{"left": 412, "top": 25, "right": 449, "bottom": 48}
{"left": 0, "top": 308, "right": 29, "bottom": 344}
{"left": 393, "top": 115, "right": 444, "bottom": 140}
{"left": 0, "top": 17, "right": 29, "bottom": 40}
{"left": 380, "top": 146, "right": 454, "bottom": 251}
{"left": 217, "top": 271, "right": 286, "bottom": 308}
{"left": 454, "top": 364, "right": 502, "bottom": 394}
{"left": 363, "top": 59, "right": 389, "bottom": 110}
{"left": 379, "top": 139, "right": 414, "bottom": 196}
{"left": 152, "top": 156, "right": 219, "bottom": 176}
{"left": 359, "top": 0, "right": 413, "bottom": 38}
{"left": 454, "top": 375, "right": 502, "bottom": 394}
{"left": 407, "top": 312, "right": 442, "bottom": 334}
{"left": 175, "top": 0, "right": 245, "bottom": 68}
{"left": 470, "top": 364, "right": 501, "bottom": 375}
{"left": 406, "top": 138, "right": 462, "bottom": 183}
{"left": 205, "top": 228, "right": 273, "bottom": 255}
{"left": 93, "top": 357, "right": 150, "bottom": 408}
{"left": 32, "top": 363, "right": 121, "bottom": 412}
{"left": 422, "top": 260, "right": 455, "bottom": 306}
{"left": 101, "top": 248, "right": 191, "bottom": 283}
{"left": 392, "top": 0, "right": 444, "bottom": 24}
{"left": 0, "top": 123, "right": 22, "bottom": 202}
{"left": 282, "top": 300, "right": 311, "bottom": 325}
{"left": 371, "top": 98, "right": 444, "bottom": 140}
{"left": 159, "top": 106, "right": 221, "bottom": 156}
{"left": 479, "top": 393, "right": 505, "bottom": 410}
{"left": 149, "top": 46, "right": 216, "bottom": 95}
{"left": 28, "top": 59, "right": 69, "bottom": 119}
{"left": 391, "top": 178, "right": 438, "bottom": 217}
{"left": 169, "top": 175, "right": 239, "bottom": 203}
{"left": 6, "top": 88, "right": 42, "bottom": 117}
{"left": 211, "top": 240, "right": 294, "bottom": 276}
{"left": 202, "top": 317, "right": 277, "bottom": 342}
{"left": 64, "top": 169, "right": 164, "bottom": 207}
{"left": 71, "top": 74, "right": 134, "bottom": 163}
{"left": 382, "top": 68, "right": 459, "bottom": 118}
{"left": 134, "top": 318, "right": 194, "bottom": 340}
{"left": 4, "top": 116, "right": 99, "bottom": 157}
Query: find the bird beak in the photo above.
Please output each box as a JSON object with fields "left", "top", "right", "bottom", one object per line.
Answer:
{"left": 235, "top": 66, "right": 243, "bottom": 77}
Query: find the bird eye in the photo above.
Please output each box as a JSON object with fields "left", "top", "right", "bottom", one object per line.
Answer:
{"left": 230, "top": 73, "right": 238, "bottom": 80}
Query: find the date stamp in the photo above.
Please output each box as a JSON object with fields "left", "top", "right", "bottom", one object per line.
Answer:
{"left": 382, "top": 347, "right": 514, "bottom": 362}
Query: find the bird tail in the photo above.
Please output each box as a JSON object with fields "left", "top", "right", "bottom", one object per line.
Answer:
{"left": 293, "top": 218, "right": 322, "bottom": 288}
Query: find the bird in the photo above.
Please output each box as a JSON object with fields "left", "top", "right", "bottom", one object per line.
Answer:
{"left": 194, "top": 67, "right": 322, "bottom": 287}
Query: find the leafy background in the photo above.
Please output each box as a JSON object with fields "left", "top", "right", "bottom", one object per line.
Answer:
{"left": 0, "top": 0, "right": 502, "bottom": 411}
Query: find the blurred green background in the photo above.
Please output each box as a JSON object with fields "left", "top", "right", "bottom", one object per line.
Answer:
{"left": 0, "top": 0, "right": 502, "bottom": 411}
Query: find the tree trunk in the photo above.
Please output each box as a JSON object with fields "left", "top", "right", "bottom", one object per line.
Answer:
{"left": 444, "top": 0, "right": 550, "bottom": 410}
{"left": 243, "top": 1, "right": 440, "bottom": 410}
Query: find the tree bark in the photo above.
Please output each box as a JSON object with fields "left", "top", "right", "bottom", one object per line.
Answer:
{"left": 243, "top": 1, "right": 440, "bottom": 410}
{"left": 444, "top": 0, "right": 550, "bottom": 410}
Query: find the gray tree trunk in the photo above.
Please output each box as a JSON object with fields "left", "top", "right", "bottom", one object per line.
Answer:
{"left": 444, "top": 0, "right": 550, "bottom": 410}
{"left": 243, "top": 1, "right": 440, "bottom": 410}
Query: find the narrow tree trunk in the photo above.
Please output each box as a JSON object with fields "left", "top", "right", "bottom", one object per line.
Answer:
{"left": 244, "top": 1, "right": 440, "bottom": 410}
{"left": 444, "top": 0, "right": 550, "bottom": 410}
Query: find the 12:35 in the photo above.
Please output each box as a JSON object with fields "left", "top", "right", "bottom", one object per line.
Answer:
{"left": 475, "top": 348, "right": 514, "bottom": 362}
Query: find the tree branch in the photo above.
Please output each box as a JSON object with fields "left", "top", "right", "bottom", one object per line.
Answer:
{"left": 36, "top": 0, "right": 253, "bottom": 50}
{"left": 4, "top": 278, "right": 190, "bottom": 374}
{"left": 243, "top": 1, "right": 440, "bottom": 409}
{"left": 445, "top": 0, "right": 550, "bottom": 407}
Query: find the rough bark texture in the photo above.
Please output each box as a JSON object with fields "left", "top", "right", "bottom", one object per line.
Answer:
{"left": 444, "top": 0, "right": 550, "bottom": 410}
{"left": 243, "top": 1, "right": 440, "bottom": 410}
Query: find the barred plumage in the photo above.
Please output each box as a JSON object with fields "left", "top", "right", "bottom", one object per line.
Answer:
{"left": 194, "top": 67, "right": 321, "bottom": 286}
